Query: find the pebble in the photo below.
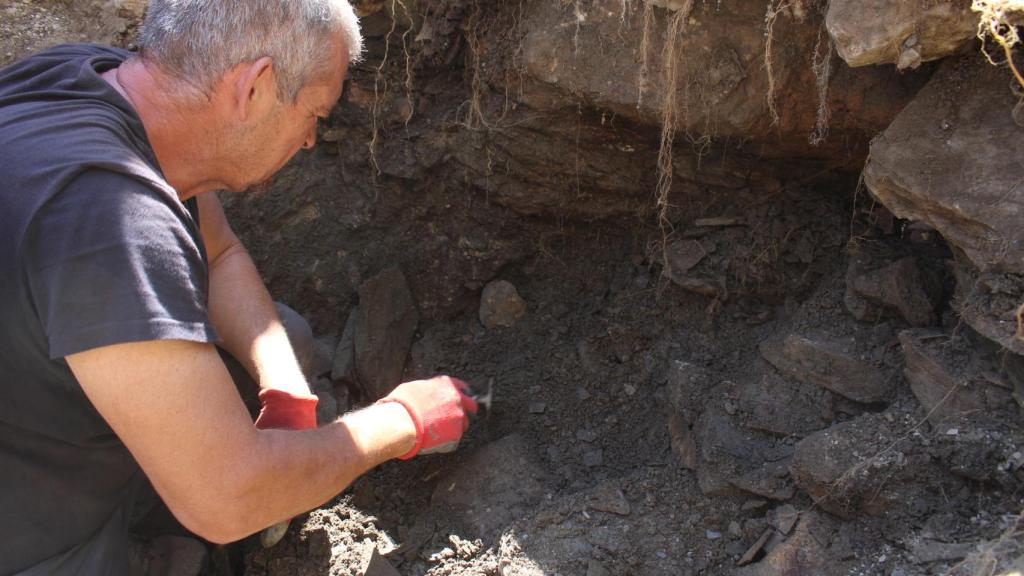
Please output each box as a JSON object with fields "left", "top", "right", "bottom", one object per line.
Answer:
{"left": 706, "top": 530, "right": 722, "bottom": 540}
{"left": 576, "top": 429, "right": 598, "bottom": 443}
{"left": 529, "top": 402, "right": 547, "bottom": 414}
{"left": 728, "top": 521, "right": 743, "bottom": 538}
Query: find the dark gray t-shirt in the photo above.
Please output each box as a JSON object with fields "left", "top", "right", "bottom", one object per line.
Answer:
{"left": 0, "top": 44, "right": 218, "bottom": 574}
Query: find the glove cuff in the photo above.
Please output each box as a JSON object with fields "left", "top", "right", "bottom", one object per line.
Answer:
{"left": 376, "top": 397, "right": 424, "bottom": 460}
{"left": 255, "top": 389, "right": 319, "bottom": 430}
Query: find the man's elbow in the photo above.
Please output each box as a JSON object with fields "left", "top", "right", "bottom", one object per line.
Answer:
{"left": 169, "top": 501, "right": 257, "bottom": 544}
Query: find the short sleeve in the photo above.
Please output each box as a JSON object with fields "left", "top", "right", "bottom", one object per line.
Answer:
{"left": 22, "top": 169, "right": 219, "bottom": 359}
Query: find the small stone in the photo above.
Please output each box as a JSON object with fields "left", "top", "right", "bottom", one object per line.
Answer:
{"left": 768, "top": 505, "right": 800, "bottom": 535}
{"left": 576, "top": 429, "right": 598, "bottom": 443}
{"left": 737, "top": 528, "right": 773, "bottom": 567}
{"left": 479, "top": 280, "right": 527, "bottom": 329}
{"left": 529, "top": 402, "right": 547, "bottom": 414}
{"left": 706, "top": 530, "right": 723, "bottom": 540}
{"left": 728, "top": 521, "right": 743, "bottom": 538}
{"left": 623, "top": 383, "right": 637, "bottom": 396}
{"left": 583, "top": 450, "right": 604, "bottom": 467}
{"left": 741, "top": 499, "right": 768, "bottom": 512}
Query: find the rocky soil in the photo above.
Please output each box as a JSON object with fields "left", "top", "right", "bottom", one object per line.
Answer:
{"left": 5, "top": 1, "right": 1024, "bottom": 575}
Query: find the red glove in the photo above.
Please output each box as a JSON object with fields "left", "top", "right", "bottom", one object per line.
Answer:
{"left": 377, "top": 376, "right": 478, "bottom": 460}
{"left": 255, "top": 388, "right": 319, "bottom": 430}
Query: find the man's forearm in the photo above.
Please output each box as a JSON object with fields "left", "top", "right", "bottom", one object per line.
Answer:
{"left": 207, "top": 243, "right": 310, "bottom": 396}
{"left": 206, "top": 402, "right": 416, "bottom": 543}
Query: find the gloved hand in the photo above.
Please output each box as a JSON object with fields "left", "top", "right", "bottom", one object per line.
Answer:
{"left": 377, "top": 376, "right": 478, "bottom": 460}
{"left": 254, "top": 388, "right": 319, "bottom": 430}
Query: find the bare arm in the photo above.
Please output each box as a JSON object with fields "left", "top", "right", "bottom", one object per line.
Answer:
{"left": 196, "top": 193, "right": 309, "bottom": 396}
{"left": 66, "top": 339, "right": 416, "bottom": 543}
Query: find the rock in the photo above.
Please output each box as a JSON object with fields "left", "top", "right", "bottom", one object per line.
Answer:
{"left": 789, "top": 414, "right": 956, "bottom": 518}
{"left": 331, "top": 309, "right": 358, "bottom": 383}
{"left": 737, "top": 512, "right": 834, "bottom": 576}
{"left": 760, "top": 335, "right": 893, "bottom": 404}
{"left": 825, "top": 0, "right": 978, "bottom": 68}
{"left": 664, "top": 239, "right": 708, "bottom": 279}
{"left": 950, "top": 265, "right": 1024, "bottom": 355}
{"left": 737, "top": 371, "right": 827, "bottom": 437}
{"left": 668, "top": 412, "right": 698, "bottom": 469}
{"left": 363, "top": 550, "right": 402, "bottom": 576}
{"left": 353, "top": 268, "right": 420, "bottom": 400}
{"left": 865, "top": 57, "right": 1024, "bottom": 345}
{"left": 479, "top": 280, "right": 527, "bottom": 329}
{"left": 431, "top": 434, "right": 546, "bottom": 536}
{"left": 741, "top": 499, "right": 768, "bottom": 512}
{"left": 528, "top": 402, "right": 547, "bottom": 414}
{"left": 900, "top": 329, "right": 1012, "bottom": 424}
{"left": 767, "top": 505, "right": 800, "bottom": 536}
{"left": 729, "top": 460, "right": 796, "bottom": 501}
{"left": 310, "top": 335, "right": 337, "bottom": 379}
{"left": 737, "top": 528, "right": 774, "bottom": 567}
{"left": 846, "top": 256, "right": 941, "bottom": 326}
{"left": 695, "top": 409, "right": 793, "bottom": 497}
{"left": 311, "top": 377, "right": 338, "bottom": 425}
{"left": 666, "top": 360, "right": 713, "bottom": 423}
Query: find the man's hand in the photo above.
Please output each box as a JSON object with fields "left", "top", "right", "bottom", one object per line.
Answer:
{"left": 255, "top": 389, "right": 319, "bottom": 430}
{"left": 377, "top": 376, "right": 478, "bottom": 459}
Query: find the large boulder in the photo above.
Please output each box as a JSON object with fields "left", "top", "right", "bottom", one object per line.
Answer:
{"left": 864, "top": 56, "right": 1024, "bottom": 351}
{"left": 825, "top": 0, "right": 978, "bottom": 69}
{"left": 865, "top": 57, "right": 1024, "bottom": 276}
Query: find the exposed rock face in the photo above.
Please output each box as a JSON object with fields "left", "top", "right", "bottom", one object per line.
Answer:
{"left": 865, "top": 57, "right": 1024, "bottom": 275}
{"left": 353, "top": 267, "right": 420, "bottom": 400}
{"left": 512, "top": 0, "right": 927, "bottom": 161}
{"left": 825, "top": 0, "right": 978, "bottom": 69}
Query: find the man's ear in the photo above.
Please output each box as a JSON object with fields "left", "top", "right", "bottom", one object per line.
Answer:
{"left": 234, "top": 56, "right": 276, "bottom": 123}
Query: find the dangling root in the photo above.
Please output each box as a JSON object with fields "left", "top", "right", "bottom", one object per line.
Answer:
{"left": 972, "top": 0, "right": 1024, "bottom": 89}
{"left": 764, "top": 0, "right": 790, "bottom": 126}
{"left": 655, "top": 9, "right": 690, "bottom": 230}
{"left": 809, "top": 23, "right": 834, "bottom": 146}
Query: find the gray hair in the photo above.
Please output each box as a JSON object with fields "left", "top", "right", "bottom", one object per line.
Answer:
{"left": 139, "top": 0, "right": 363, "bottom": 102}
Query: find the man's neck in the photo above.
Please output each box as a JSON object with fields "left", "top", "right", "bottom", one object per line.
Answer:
{"left": 103, "top": 59, "right": 230, "bottom": 200}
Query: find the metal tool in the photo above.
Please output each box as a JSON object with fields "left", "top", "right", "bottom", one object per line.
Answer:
{"left": 471, "top": 377, "right": 494, "bottom": 414}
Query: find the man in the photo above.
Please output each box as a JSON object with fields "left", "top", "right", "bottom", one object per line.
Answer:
{"left": 0, "top": 1, "right": 476, "bottom": 574}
